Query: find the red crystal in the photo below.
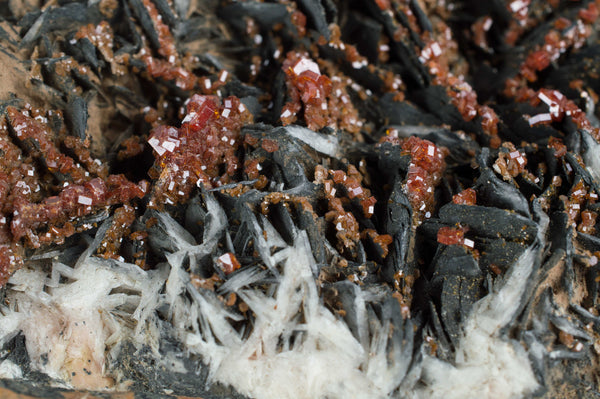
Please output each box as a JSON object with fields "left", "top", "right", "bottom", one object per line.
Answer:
{"left": 548, "top": 137, "right": 567, "bottom": 158}
{"left": 185, "top": 95, "right": 219, "bottom": 131}
{"left": 405, "top": 167, "right": 429, "bottom": 206}
{"left": 217, "top": 252, "right": 241, "bottom": 275}
{"left": 526, "top": 50, "right": 551, "bottom": 72}
{"left": 401, "top": 137, "right": 443, "bottom": 175}
{"left": 0, "top": 244, "right": 22, "bottom": 287}
{"left": 452, "top": 188, "right": 477, "bottom": 205}
{"left": 84, "top": 178, "right": 108, "bottom": 204}
{"left": 375, "top": 0, "right": 390, "bottom": 10}
{"left": 437, "top": 226, "right": 465, "bottom": 246}
{"left": 579, "top": 3, "right": 599, "bottom": 24}
{"left": 261, "top": 139, "right": 279, "bottom": 153}
{"left": 360, "top": 195, "right": 377, "bottom": 217}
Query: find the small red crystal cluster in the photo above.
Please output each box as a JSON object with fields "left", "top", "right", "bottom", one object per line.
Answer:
{"left": 139, "top": 0, "right": 198, "bottom": 91}
{"left": 493, "top": 142, "right": 529, "bottom": 180}
{"left": 452, "top": 188, "right": 477, "bottom": 206}
{"left": 564, "top": 180, "right": 599, "bottom": 234}
{"left": 504, "top": 2, "right": 600, "bottom": 141}
{"left": 147, "top": 95, "right": 253, "bottom": 206}
{"left": 402, "top": 137, "right": 445, "bottom": 221}
{"left": 429, "top": 60, "right": 501, "bottom": 147}
{"left": 413, "top": 22, "right": 502, "bottom": 148}
{"left": 0, "top": 106, "right": 148, "bottom": 285}
{"left": 281, "top": 52, "right": 361, "bottom": 133}
{"left": 380, "top": 134, "right": 445, "bottom": 223}
{"left": 314, "top": 165, "right": 389, "bottom": 254}
{"left": 437, "top": 225, "right": 474, "bottom": 249}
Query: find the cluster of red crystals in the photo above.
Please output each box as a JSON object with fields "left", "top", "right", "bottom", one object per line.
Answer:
{"left": 329, "top": 76, "right": 364, "bottom": 134}
{"left": 147, "top": 94, "right": 253, "bottom": 207}
{"left": 0, "top": 122, "right": 42, "bottom": 212}
{"left": 399, "top": 136, "right": 445, "bottom": 221}
{"left": 362, "top": 229, "right": 393, "bottom": 258}
{"left": 452, "top": 188, "right": 477, "bottom": 205}
{"left": 11, "top": 176, "right": 147, "bottom": 246}
{"left": 327, "top": 24, "right": 370, "bottom": 69}
{"left": 242, "top": 152, "right": 268, "bottom": 190}
{"left": 143, "top": 55, "right": 198, "bottom": 91}
{"left": 529, "top": 89, "right": 568, "bottom": 124}
{"left": 471, "top": 16, "right": 493, "bottom": 52}
{"left": 0, "top": 104, "right": 149, "bottom": 286}
{"left": 315, "top": 164, "right": 378, "bottom": 219}
{"left": 142, "top": 0, "right": 177, "bottom": 61}
{"left": 132, "top": 0, "right": 216, "bottom": 92}
{"left": 437, "top": 226, "right": 464, "bottom": 245}
{"left": 0, "top": 244, "right": 23, "bottom": 287}
{"left": 521, "top": 88, "right": 600, "bottom": 141}
{"left": 0, "top": 113, "right": 43, "bottom": 285}
{"left": 504, "top": 3, "right": 600, "bottom": 141}
{"left": 219, "top": 183, "right": 250, "bottom": 198}
{"left": 74, "top": 21, "right": 127, "bottom": 75}
{"left": 0, "top": 244, "right": 22, "bottom": 287}
{"left": 63, "top": 136, "right": 109, "bottom": 177}
{"left": 419, "top": 41, "right": 444, "bottom": 66}
{"left": 261, "top": 139, "right": 279, "bottom": 153}
{"left": 281, "top": 52, "right": 362, "bottom": 133}
{"left": 327, "top": 202, "right": 360, "bottom": 253}
{"left": 7, "top": 107, "right": 89, "bottom": 184}
{"left": 548, "top": 136, "right": 567, "bottom": 158}
{"left": 386, "top": 2, "right": 502, "bottom": 147}
{"left": 260, "top": 192, "right": 291, "bottom": 215}
{"left": 117, "top": 136, "right": 146, "bottom": 161}
{"left": 323, "top": 23, "right": 406, "bottom": 113}
{"left": 281, "top": 53, "right": 331, "bottom": 130}
{"left": 426, "top": 60, "right": 501, "bottom": 147}
{"left": 290, "top": 10, "right": 307, "bottom": 37}
{"left": 503, "top": 0, "right": 564, "bottom": 45}
{"left": 562, "top": 180, "right": 599, "bottom": 232}
{"left": 493, "top": 142, "right": 528, "bottom": 180}
{"left": 437, "top": 225, "right": 475, "bottom": 249}
{"left": 314, "top": 165, "right": 384, "bottom": 254}
{"left": 507, "top": 0, "right": 531, "bottom": 25}
{"left": 379, "top": 133, "right": 446, "bottom": 220}
{"left": 578, "top": 210, "right": 597, "bottom": 235}
{"left": 97, "top": 204, "right": 136, "bottom": 260}
{"left": 381, "top": 69, "right": 405, "bottom": 97}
